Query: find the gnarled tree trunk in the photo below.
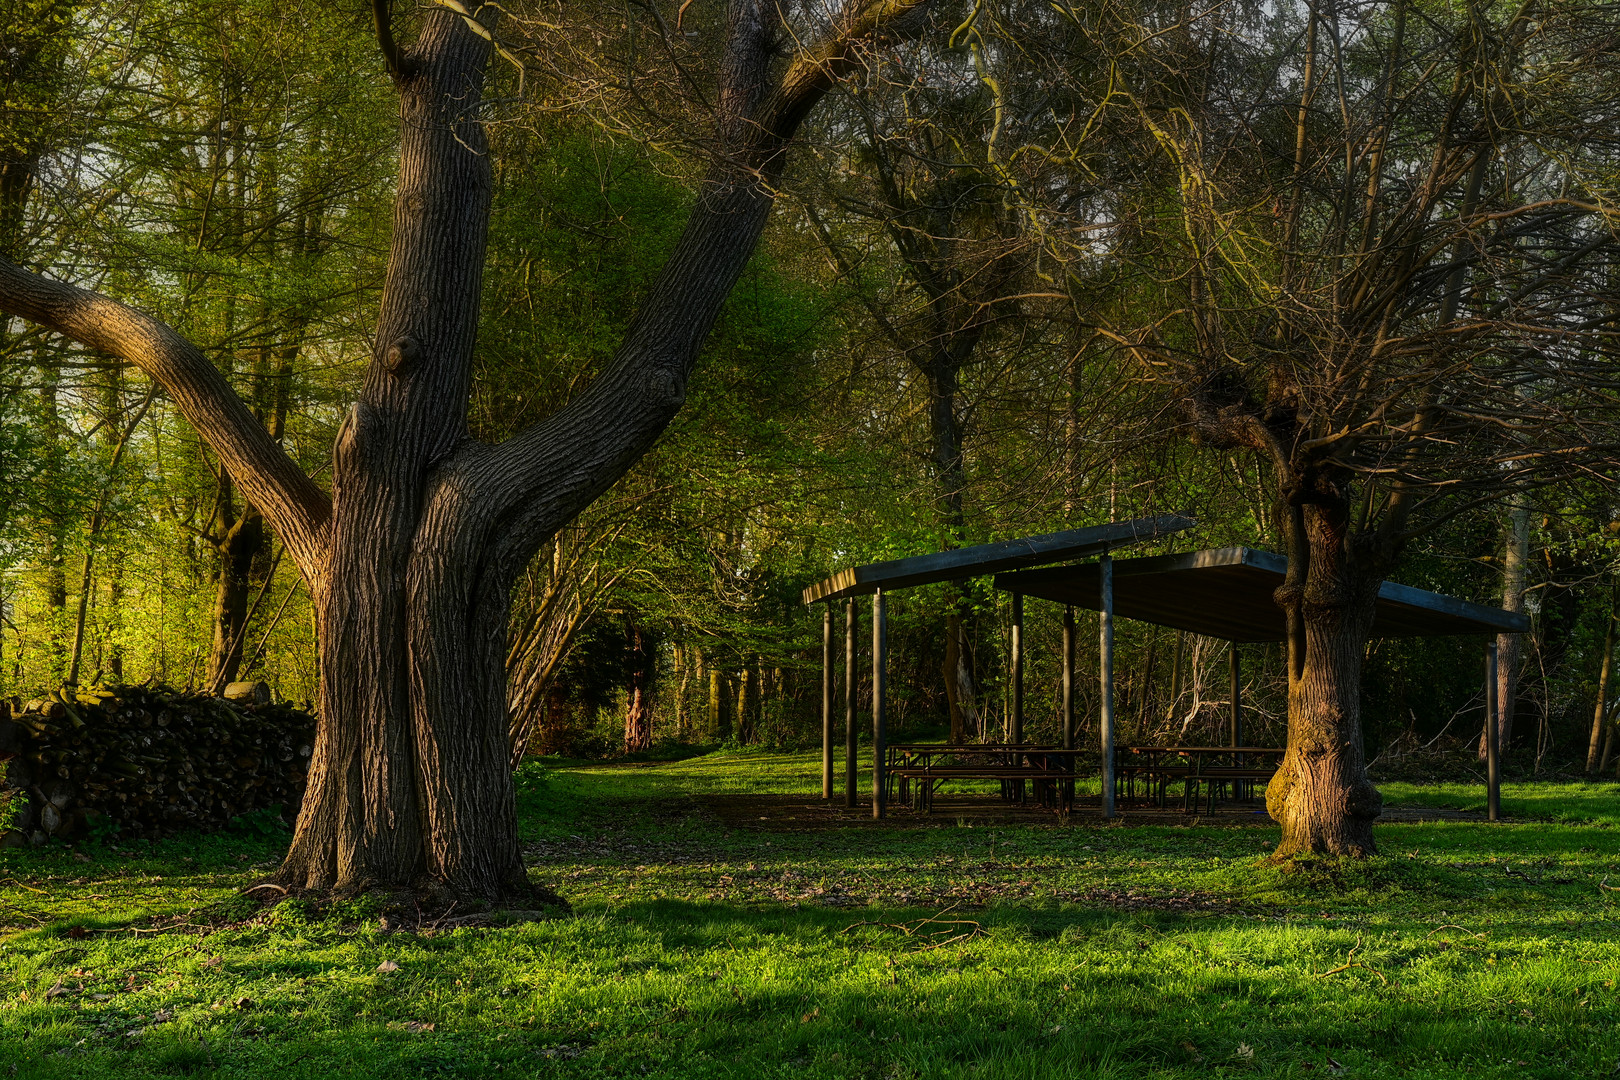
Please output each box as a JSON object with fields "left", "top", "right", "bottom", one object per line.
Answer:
{"left": 624, "top": 623, "right": 653, "bottom": 754}
{"left": 1266, "top": 502, "right": 1384, "bottom": 857}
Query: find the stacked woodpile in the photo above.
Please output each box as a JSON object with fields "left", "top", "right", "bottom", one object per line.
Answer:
{"left": 0, "top": 684, "right": 315, "bottom": 846}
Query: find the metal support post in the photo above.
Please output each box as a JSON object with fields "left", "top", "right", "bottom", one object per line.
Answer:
{"left": 844, "top": 599, "right": 857, "bottom": 809}
{"left": 1100, "top": 553, "right": 1116, "bottom": 819}
{"left": 1229, "top": 642, "right": 1243, "bottom": 801}
{"left": 872, "top": 588, "right": 887, "bottom": 819}
{"left": 1062, "top": 604, "right": 1075, "bottom": 811}
{"left": 1486, "top": 640, "right": 1500, "bottom": 822}
{"left": 1010, "top": 593, "right": 1024, "bottom": 745}
{"left": 821, "top": 604, "right": 833, "bottom": 800}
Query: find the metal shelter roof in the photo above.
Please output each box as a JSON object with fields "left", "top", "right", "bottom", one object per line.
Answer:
{"left": 994, "top": 546, "right": 1530, "bottom": 642}
{"left": 800, "top": 514, "right": 1195, "bottom": 605}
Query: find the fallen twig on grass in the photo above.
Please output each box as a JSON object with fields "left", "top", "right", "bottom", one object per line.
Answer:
{"left": 0, "top": 900, "right": 46, "bottom": 925}
{"left": 240, "top": 883, "right": 287, "bottom": 896}
{"left": 1317, "top": 936, "right": 1389, "bottom": 985}
{"left": 426, "top": 901, "right": 458, "bottom": 933}
{"left": 1599, "top": 877, "right": 1618, "bottom": 893}
{"left": 1426, "top": 924, "right": 1486, "bottom": 939}
{"left": 841, "top": 902, "right": 988, "bottom": 951}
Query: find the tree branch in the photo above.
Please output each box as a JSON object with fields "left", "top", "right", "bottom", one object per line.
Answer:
{"left": 0, "top": 258, "right": 332, "bottom": 580}
{"left": 441, "top": 0, "right": 935, "bottom": 580}
{"left": 373, "top": 0, "right": 407, "bottom": 77}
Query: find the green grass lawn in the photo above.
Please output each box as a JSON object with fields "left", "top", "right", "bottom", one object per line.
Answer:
{"left": 3, "top": 750, "right": 1618, "bottom": 1079}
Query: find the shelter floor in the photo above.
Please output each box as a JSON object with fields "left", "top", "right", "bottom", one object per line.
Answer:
{"left": 698, "top": 793, "right": 1484, "bottom": 831}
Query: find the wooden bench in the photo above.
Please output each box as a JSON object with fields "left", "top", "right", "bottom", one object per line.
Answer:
{"left": 889, "top": 766, "right": 1083, "bottom": 812}
{"left": 1125, "top": 764, "right": 1277, "bottom": 812}
{"left": 1184, "top": 766, "right": 1277, "bottom": 813}
{"left": 1122, "top": 746, "right": 1281, "bottom": 812}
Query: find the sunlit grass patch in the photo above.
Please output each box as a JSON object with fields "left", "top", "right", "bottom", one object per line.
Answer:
{"left": 3, "top": 751, "right": 1618, "bottom": 1078}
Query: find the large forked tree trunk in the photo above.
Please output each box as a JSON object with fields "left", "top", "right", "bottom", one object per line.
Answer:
{"left": 1266, "top": 501, "right": 1384, "bottom": 857}
{"left": 0, "top": 1, "right": 931, "bottom": 901}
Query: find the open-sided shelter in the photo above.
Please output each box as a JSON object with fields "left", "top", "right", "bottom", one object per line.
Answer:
{"left": 995, "top": 546, "right": 1532, "bottom": 818}
{"left": 801, "top": 515, "right": 1195, "bottom": 817}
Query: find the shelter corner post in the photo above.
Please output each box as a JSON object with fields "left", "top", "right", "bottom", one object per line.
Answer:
{"left": 872, "top": 588, "right": 887, "bottom": 819}
{"left": 1062, "top": 603, "right": 1074, "bottom": 810}
{"left": 845, "top": 599, "right": 857, "bottom": 809}
{"left": 1229, "top": 641, "right": 1243, "bottom": 799}
{"left": 1100, "top": 552, "right": 1115, "bottom": 819}
{"left": 821, "top": 603, "right": 833, "bottom": 800}
{"left": 1485, "top": 639, "right": 1500, "bottom": 822}
{"left": 1010, "top": 592, "right": 1024, "bottom": 745}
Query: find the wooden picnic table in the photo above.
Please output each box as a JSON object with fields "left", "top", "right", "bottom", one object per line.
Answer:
{"left": 1121, "top": 745, "right": 1283, "bottom": 812}
{"left": 875, "top": 742, "right": 1283, "bottom": 816}
{"left": 885, "top": 743, "right": 1094, "bottom": 812}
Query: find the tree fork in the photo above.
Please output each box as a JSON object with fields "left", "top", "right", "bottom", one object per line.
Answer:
{"left": 0, "top": 0, "right": 937, "bottom": 902}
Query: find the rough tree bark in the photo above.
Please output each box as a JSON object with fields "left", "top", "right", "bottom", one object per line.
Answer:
{"left": 623, "top": 623, "right": 653, "bottom": 754}
{"left": 1587, "top": 583, "right": 1617, "bottom": 773}
{"left": 0, "top": 0, "right": 933, "bottom": 901}
{"left": 1265, "top": 498, "right": 1385, "bottom": 857}
{"left": 736, "top": 662, "right": 758, "bottom": 745}
{"left": 1482, "top": 495, "right": 1530, "bottom": 759}
{"left": 204, "top": 478, "right": 266, "bottom": 692}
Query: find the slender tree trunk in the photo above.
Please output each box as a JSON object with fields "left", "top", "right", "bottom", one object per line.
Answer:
{"left": 1063, "top": 337, "right": 1084, "bottom": 516}
{"left": 1603, "top": 715, "right": 1616, "bottom": 775}
{"left": 736, "top": 663, "right": 758, "bottom": 745}
{"left": 1588, "top": 584, "right": 1617, "bottom": 773}
{"left": 623, "top": 623, "right": 653, "bottom": 754}
{"left": 1266, "top": 502, "right": 1383, "bottom": 856}
{"left": 37, "top": 373, "right": 68, "bottom": 682}
{"left": 1165, "top": 630, "right": 1185, "bottom": 724}
{"left": 925, "top": 352, "right": 979, "bottom": 741}
{"left": 772, "top": 664, "right": 784, "bottom": 736}
{"left": 710, "top": 666, "right": 728, "bottom": 742}
{"left": 107, "top": 553, "right": 125, "bottom": 682}
{"left": 1137, "top": 631, "right": 1158, "bottom": 729}
{"left": 672, "top": 640, "right": 690, "bottom": 737}
{"left": 1483, "top": 496, "right": 1529, "bottom": 758}
{"left": 206, "top": 480, "right": 266, "bottom": 691}
{"left": 66, "top": 544, "right": 95, "bottom": 685}
{"left": 541, "top": 683, "right": 569, "bottom": 756}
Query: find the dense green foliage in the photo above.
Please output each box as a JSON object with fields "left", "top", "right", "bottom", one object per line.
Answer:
{"left": 3, "top": 2, "right": 1616, "bottom": 771}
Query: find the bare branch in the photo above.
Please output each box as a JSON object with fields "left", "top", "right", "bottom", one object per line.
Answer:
{"left": 0, "top": 258, "right": 332, "bottom": 580}
{"left": 445, "top": 0, "right": 937, "bottom": 580}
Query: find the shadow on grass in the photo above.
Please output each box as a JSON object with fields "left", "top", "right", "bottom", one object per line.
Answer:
{"left": 4, "top": 890, "right": 1616, "bottom": 1080}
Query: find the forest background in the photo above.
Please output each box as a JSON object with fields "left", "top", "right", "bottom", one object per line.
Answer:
{"left": 2, "top": 0, "right": 1618, "bottom": 781}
